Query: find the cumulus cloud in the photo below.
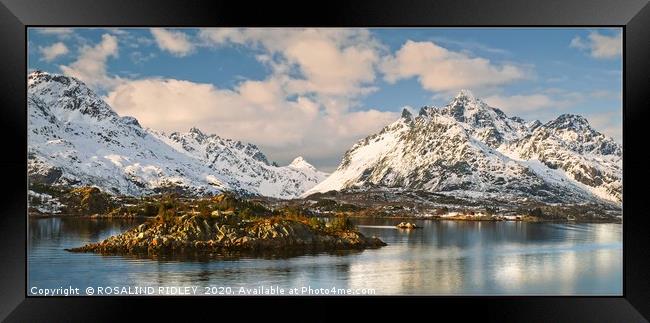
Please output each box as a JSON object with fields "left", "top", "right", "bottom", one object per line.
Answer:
{"left": 198, "top": 28, "right": 382, "bottom": 114}
{"left": 109, "top": 27, "right": 393, "bottom": 168}
{"left": 60, "top": 34, "right": 121, "bottom": 91}
{"left": 105, "top": 77, "right": 396, "bottom": 169}
{"left": 150, "top": 28, "right": 194, "bottom": 57}
{"left": 381, "top": 40, "right": 527, "bottom": 93}
{"left": 106, "top": 29, "right": 534, "bottom": 168}
{"left": 570, "top": 31, "right": 622, "bottom": 59}
{"left": 39, "top": 42, "right": 69, "bottom": 62}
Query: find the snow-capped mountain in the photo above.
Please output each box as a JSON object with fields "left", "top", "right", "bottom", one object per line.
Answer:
{"left": 304, "top": 90, "right": 622, "bottom": 206}
{"left": 152, "top": 128, "right": 328, "bottom": 198}
{"left": 27, "top": 71, "right": 327, "bottom": 198}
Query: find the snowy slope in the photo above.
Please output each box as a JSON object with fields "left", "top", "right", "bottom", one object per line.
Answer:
{"left": 27, "top": 71, "right": 326, "bottom": 198}
{"left": 151, "top": 128, "right": 328, "bottom": 198}
{"left": 503, "top": 114, "right": 621, "bottom": 202}
{"left": 304, "top": 90, "right": 622, "bottom": 206}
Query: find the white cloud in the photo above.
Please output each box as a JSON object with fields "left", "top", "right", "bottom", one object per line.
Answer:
{"left": 483, "top": 94, "right": 564, "bottom": 114}
{"left": 429, "top": 36, "right": 512, "bottom": 56}
{"left": 60, "top": 34, "right": 121, "bottom": 91}
{"left": 49, "top": 28, "right": 394, "bottom": 168}
{"left": 570, "top": 31, "right": 622, "bottom": 59}
{"left": 38, "top": 42, "right": 69, "bottom": 62}
{"left": 105, "top": 77, "right": 396, "bottom": 168}
{"left": 99, "top": 28, "right": 129, "bottom": 36}
{"left": 381, "top": 40, "right": 527, "bottom": 93}
{"left": 105, "top": 29, "right": 532, "bottom": 168}
{"left": 198, "top": 28, "right": 383, "bottom": 114}
{"left": 35, "top": 28, "right": 74, "bottom": 37}
{"left": 150, "top": 28, "right": 194, "bottom": 57}
{"left": 130, "top": 51, "right": 156, "bottom": 64}
{"left": 197, "top": 28, "right": 244, "bottom": 45}
{"left": 585, "top": 111, "right": 622, "bottom": 142}
{"left": 482, "top": 88, "right": 595, "bottom": 118}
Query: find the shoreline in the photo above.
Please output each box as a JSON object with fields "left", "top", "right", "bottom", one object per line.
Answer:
{"left": 29, "top": 213, "right": 154, "bottom": 219}
{"left": 28, "top": 185, "right": 622, "bottom": 224}
{"left": 30, "top": 213, "right": 622, "bottom": 224}
{"left": 344, "top": 214, "right": 621, "bottom": 224}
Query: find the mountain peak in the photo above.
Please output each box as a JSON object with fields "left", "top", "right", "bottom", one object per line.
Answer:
{"left": 527, "top": 119, "right": 543, "bottom": 130}
{"left": 290, "top": 156, "right": 307, "bottom": 166}
{"left": 28, "top": 70, "right": 74, "bottom": 88}
{"left": 454, "top": 89, "right": 477, "bottom": 101}
{"left": 545, "top": 114, "right": 592, "bottom": 131}
{"left": 27, "top": 71, "right": 117, "bottom": 120}
{"left": 557, "top": 113, "right": 588, "bottom": 122}
{"left": 188, "top": 126, "right": 206, "bottom": 136}
{"left": 29, "top": 69, "right": 48, "bottom": 77}
{"left": 28, "top": 71, "right": 329, "bottom": 199}
{"left": 418, "top": 106, "right": 432, "bottom": 116}
{"left": 289, "top": 156, "right": 316, "bottom": 170}
{"left": 401, "top": 108, "right": 413, "bottom": 119}
{"left": 448, "top": 89, "right": 487, "bottom": 111}
{"left": 444, "top": 89, "right": 500, "bottom": 125}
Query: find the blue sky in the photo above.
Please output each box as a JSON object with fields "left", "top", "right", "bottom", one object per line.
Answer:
{"left": 28, "top": 28, "right": 622, "bottom": 171}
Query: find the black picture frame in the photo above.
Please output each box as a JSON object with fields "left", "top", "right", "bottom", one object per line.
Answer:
{"left": 1, "top": 0, "right": 649, "bottom": 321}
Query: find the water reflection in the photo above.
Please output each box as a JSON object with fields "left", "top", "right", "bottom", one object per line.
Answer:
{"left": 29, "top": 217, "right": 622, "bottom": 295}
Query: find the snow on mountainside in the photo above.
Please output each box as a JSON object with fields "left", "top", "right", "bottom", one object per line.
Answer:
{"left": 304, "top": 90, "right": 622, "bottom": 206}
{"left": 151, "top": 128, "right": 328, "bottom": 198}
{"left": 27, "top": 71, "right": 327, "bottom": 198}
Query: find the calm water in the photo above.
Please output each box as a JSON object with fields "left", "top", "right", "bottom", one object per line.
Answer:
{"left": 28, "top": 217, "right": 622, "bottom": 295}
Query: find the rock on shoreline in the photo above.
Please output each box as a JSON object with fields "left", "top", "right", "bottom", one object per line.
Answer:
{"left": 66, "top": 213, "right": 386, "bottom": 256}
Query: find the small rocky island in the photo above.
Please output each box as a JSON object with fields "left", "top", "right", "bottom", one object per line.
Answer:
{"left": 66, "top": 193, "right": 386, "bottom": 256}
{"left": 396, "top": 222, "right": 419, "bottom": 229}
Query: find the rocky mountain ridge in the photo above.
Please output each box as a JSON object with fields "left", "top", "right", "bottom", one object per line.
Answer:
{"left": 27, "top": 71, "right": 327, "bottom": 199}
{"left": 305, "top": 90, "right": 621, "bottom": 207}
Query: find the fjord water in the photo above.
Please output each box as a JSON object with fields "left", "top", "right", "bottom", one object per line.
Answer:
{"left": 28, "top": 217, "right": 622, "bottom": 295}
